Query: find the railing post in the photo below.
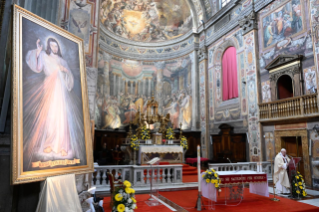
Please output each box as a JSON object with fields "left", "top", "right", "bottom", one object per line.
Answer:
{"left": 300, "top": 97, "right": 304, "bottom": 116}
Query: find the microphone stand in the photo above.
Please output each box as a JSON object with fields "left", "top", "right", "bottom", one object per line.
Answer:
{"left": 227, "top": 158, "right": 236, "bottom": 172}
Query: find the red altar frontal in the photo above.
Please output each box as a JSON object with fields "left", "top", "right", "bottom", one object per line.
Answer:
{"left": 219, "top": 173, "right": 268, "bottom": 185}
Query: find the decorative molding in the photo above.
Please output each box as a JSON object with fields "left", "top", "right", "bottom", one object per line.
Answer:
{"left": 198, "top": 47, "right": 207, "bottom": 62}
{"left": 238, "top": 11, "right": 257, "bottom": 35}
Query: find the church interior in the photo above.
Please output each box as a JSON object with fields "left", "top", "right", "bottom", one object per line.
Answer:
{"left": 1, "top": 0, "right": 319, "bottom": 211}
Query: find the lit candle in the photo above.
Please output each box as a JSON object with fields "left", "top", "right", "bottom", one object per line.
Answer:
{"left": 197, "top": 145, "right": 201, "bottom": 192}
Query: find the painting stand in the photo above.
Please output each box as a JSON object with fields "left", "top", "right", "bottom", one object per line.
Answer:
{"left": 36, "top": 174, "right": 81, "bottom": 212}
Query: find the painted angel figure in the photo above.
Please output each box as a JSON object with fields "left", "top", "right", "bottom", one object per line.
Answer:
{"left": 23, "top": 37, "right": 86, "bottom": 170}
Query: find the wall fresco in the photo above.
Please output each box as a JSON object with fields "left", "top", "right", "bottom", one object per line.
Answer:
{"left": 261, "top": 0, "right": 305, "bottom": 49}
{"left": 304, "top": 66, "right": 317, "bottom": 94}
{"left": 95, "top": 51, "right": 193, "bottom": 130}
{"left": 261, "top": 81, "right": 271, "bottom": 103}
{"left": 100, "top": 0, "right": 193, "bottom": 42}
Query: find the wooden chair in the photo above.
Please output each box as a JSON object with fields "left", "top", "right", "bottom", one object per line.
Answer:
{"left": 107, "top": 172, "right": 123, "bottom": 207}
{"left": 112, "top": 151, "right": 123, "bottom": 165}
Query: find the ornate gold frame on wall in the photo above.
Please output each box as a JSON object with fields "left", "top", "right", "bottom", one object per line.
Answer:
{"left": 11, "top": 5, "right": 94, "bottom": 184}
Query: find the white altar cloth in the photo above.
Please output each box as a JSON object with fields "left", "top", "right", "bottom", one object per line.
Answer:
{"left": 140, "top": 145, "right": 183, "bottom": 153}
{"left": 201, "top": 170, "right": 269, "bottom": 202}
{"left": 138, "top": 145, "right": 183, "bottom": 164}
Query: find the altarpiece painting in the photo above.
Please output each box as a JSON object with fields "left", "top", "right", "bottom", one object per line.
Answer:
{"left": 11, "top": 5, "right": 93, "bottom": 184}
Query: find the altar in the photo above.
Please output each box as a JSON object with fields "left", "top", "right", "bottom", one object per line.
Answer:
{"left": 201, "top": 170, "right": 269, "bottom": 203}
{"left": 139, "top": 145, "right": 183, "bottom": 165}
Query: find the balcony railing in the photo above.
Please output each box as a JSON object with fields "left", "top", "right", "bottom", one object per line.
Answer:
{"left": 259, "top": 94, "right": 319, "bottom": 122}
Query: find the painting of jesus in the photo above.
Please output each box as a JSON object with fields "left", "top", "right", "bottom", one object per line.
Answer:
{"left": 12, "top": 5, "right": 93, "bottom": 184}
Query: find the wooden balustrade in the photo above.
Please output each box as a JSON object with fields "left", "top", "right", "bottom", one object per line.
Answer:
{"left": 259, "top": 94, "right": 319, "bottom": 122}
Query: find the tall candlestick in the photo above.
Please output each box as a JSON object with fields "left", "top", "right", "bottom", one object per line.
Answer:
{"left": 197, "top": 145, "right": 201, "bottom": 192}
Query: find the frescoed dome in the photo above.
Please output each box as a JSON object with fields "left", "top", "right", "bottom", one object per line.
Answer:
{"left": 100, "top": 0, "right": 193, "bottom": 43}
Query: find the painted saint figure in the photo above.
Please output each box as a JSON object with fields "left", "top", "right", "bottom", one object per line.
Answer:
{"left": 23, "top": 37, "right": 86, "bottom": 170}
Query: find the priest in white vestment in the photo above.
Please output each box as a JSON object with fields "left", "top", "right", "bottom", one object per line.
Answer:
{"left": 274, "top": 148, "right": 291, "bottom": 194}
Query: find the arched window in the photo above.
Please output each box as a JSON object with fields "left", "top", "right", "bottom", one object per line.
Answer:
{"left": 222, "top": 47, "right": 238, "bottom": 101}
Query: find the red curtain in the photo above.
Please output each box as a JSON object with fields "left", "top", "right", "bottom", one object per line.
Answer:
{"left": 222, "top": 47, "right": 238, "bottom": 101}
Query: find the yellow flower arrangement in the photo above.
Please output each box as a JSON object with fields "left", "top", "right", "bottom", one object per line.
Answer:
{"left": 115, "top": 193, "right": 123, "bottom": 201}
{"left": 113, "top": 180, "right": 136, "bottom": 212}
{"left": 140, "top": 126, "right": 150, "bottom": 140}
{"left": 202, "top": 168, "right": 220, "bottom": 190}
{"left": 131, "top": 197, "right": 137, "bottom": 203}
{"left": 124, "top": 180, "right": 131, "bottom": 188}
{"left": 180, "top": 136, "right": 188, "bottom": 150}
{"left": 130, "top": 134, "right": 140, "bottom": 151}
{"left": 292, "top": 173, "right": 307, "bottom": 198}
{"left": 117, "top": 204, "right": 125, "bottom": 212}
{"left": 166, "top": 127, "right": 175, "bottom": 140}
{"left": 125, "top": 187, "right": 132, "bottom": 194}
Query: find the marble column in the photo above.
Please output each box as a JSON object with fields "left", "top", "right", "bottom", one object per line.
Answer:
{"left": 130, "top": 81, "right": 134, "bottom": 94}
{"left": 117, "top": 76, "right": 121, "bottom": 96}
{"left": 190, "top": 51, "right": 198, "bottom": 131}
{"left": 147, "top": 78, "right": 151, "bottom": 97}
{"left": 142, "top": 79, "right": 145, "bottom": 96}
{"left": 125, "top": 80, "right": 128, "bottom": 95}
{"left": 113, "top": 74, "right": 116, "bottom": 96}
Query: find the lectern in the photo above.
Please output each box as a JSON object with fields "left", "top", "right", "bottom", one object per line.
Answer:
{"left": 288, "top": 157, "right": 301, "bottom": 196}
{"left": 145, "top": 157, "right": 161, "bottom": 206}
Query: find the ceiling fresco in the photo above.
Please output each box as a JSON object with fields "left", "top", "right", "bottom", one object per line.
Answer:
{"left": 100, "top": 0, "right": 193, "bottom": 42}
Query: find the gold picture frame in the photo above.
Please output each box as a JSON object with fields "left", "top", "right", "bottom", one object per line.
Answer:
{"left": 11, "top": 5, "right": 93, "bottom": 184}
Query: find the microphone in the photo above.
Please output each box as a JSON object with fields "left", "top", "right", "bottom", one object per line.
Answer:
{"left": 227, "top": 157, "right": 236, "bottom": 172}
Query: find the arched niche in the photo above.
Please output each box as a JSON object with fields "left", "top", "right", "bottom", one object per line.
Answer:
{"left": 277, "top": 75, "right": 294, "bottom": 99}
{"left": 265, "top": 55, "right": 303, "bottom": 101}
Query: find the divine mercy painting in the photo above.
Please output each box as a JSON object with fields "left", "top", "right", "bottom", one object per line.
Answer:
{"left": 11, "top": 6, "right": 93, "bottom": 184}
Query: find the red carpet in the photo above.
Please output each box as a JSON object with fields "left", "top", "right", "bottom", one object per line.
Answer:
{"left": 160, "top": 189, "right": 319, "bottom": 212}
{"left": 103, "top": 189, "right": 319, "bottom": 212}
